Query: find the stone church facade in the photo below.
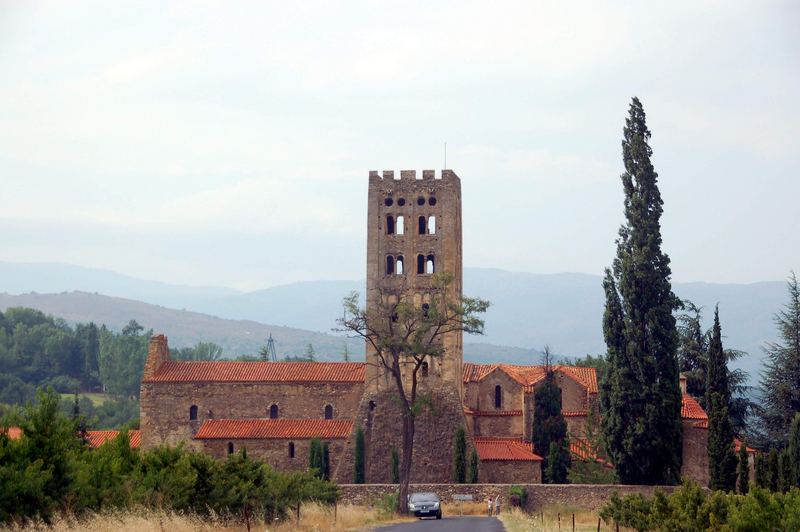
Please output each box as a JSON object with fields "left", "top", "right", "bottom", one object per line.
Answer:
{"left": 140, "top": 169, "right": 713, "bottom": 485}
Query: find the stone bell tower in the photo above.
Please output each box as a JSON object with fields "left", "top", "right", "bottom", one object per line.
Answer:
{"left": 364, "top": 169, "right": 464, "bottom": 394}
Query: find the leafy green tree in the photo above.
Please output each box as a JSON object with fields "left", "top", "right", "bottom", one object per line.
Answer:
{"left": 338, "top": 272, "right": 488, "bottom": 511}
{"left": 707, "top": 307, "right": 737, "bottom": 491}
{"left": 305, "top": 344, "right": 315, "bottom": 362}
{"left": 309, "top": 438, "right": 323, "bottom": 478}
{"left": 760, "top": 272, "right": 800, "bottom": 444}
{"left": 468, "top": 448, "right": 479, "bottom": 483}
{"left": 173, "top": 341, "right": 224, "bottom": 361}
{"left": 452, "top": 426, "right": 467, "bottom": 483}
{"left": 600, "top": 97, "right": 682, "bottom": 485}
{"left": 98, "top": 327, "right": 149, "bottom": 398}
{"left": 121, "top": 320, "right": 144, "bottom": 337}
{"left": 354, "top": 426, "right": 365, "bottom": 484}
{"left": 532, "top": 349, "right": 570, "bottom": 483}
{"left": 737, "top": 442, "right": 750, "bottom": 494}
{"left": 391, "top": 447, "right": 400, "bottom": 483}
{"left": 754, "top": 452, "right": 767, "bottom": 488}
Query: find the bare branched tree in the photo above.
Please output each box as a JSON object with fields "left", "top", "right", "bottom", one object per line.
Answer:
{"left": 336, "top": 272, "right": 489, "bottom": 512}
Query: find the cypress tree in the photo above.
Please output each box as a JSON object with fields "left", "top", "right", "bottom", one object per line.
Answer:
{"left": 322, "top": 442, "right": 330, "bottom": 481}
{"left": 754, "top": 453, "right": 766, "bottom": 488}
{"left": 532, "top": 354, "right": 570, "bottom": 483}
{"left": 309, "top": 438, "right": 323, "bottom": 478}
{"left": 707, "top": 307, "right": 737, "bottom": 491}
{"left": 468, "top": 448, "right": 479, "bottom": 483}
{"left": 354, "top": 426, "right": 365, "bottom": 484}
{"left": 737, "top": 442, "right": 749, "bottom": 494}
{"left": 452, "top": 427, "right": 467, "bottom": 483}
{"left": 767, "top": 448, "right": 779, "bottom": 491}
{"left": 760, "top": 272, "right": 800, "bottom": 444}
{"left": 391, "top": 447, "right": 400, "bottom": 484}
{"left": 600, "top": 97, "right": 683, "bottom": 485}
{"left": 788, "top": 412, "right": 800, "bottom": 488}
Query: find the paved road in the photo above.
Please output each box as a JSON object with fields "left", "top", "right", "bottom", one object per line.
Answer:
{"left": 375, "top": 516, "right": 505, "bottom": 532}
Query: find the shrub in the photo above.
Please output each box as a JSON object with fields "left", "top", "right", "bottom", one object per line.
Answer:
{"left": 508, "top": 485, "right": 527, "bottom": 508}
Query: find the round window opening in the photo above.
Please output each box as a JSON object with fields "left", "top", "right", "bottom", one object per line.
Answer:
{"left": 384, "top": 198, "right": 393, "bottom": 207}
{"left": 416, "top": 196, "right": 425, "bottom": 206}
{"left": 398, "top": 198, "right": 406, "bottom": 206}
{"left": 429, "top": 197, "right": 437, "bottom": 206}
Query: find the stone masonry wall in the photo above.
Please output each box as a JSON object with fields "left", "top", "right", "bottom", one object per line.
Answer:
{"left": 140, "top": 381, "right": 363, "bottom": 449}
{"left": 479, "top": 461, "right": 541, "bottom": 484}
{"left": 681, "top": 421, "right": 709, "bottom": 487}
{"left": 338, "top": 483, "right": 680, "bottom": 512}
{"left": 199, "top": 438, "right": 347, "bottom": 473}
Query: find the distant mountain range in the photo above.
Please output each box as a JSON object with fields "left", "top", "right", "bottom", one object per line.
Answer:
{"left": 0, "top": 261, "right": 788, "bottom": 379}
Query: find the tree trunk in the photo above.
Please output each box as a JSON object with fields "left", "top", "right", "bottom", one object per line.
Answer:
{"left": 397, "top": 412, "right": 416, "bottom": 514}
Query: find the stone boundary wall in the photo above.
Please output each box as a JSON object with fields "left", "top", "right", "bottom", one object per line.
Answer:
{"left": 338, "top": 483, "right": 679, "bottom": 512}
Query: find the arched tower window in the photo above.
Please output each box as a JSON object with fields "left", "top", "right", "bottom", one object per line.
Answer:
{"left": 418, "top": 216, "right": 426, "bottom": 234}
{"left": 494, "top": 385, "right": 502, "bottom": 409}
{"left": 227, "top": 442, "right": 234, "bottom": 455}
{"left": 417, "top": 254, "right": 425, "bottom": 274}
{"left": 396, "top": 216, "right": 405, "bottom": 235}
{"left": 269, "top": 404, "right": 279, "bottom": 419}
{"left": 428, "top": 216, "right": 436, "bottom": 234}
{"left": 386, "top": 215, "right": 395, "bottom": 234}
{"left": 324, "top": 404, "right": 333, "bottom": 419}
{"left": 386, "top": 256, "right": 395, "bottom": 275}
{"left": 426, "top": 255, "right": 435, "bottom": 274}
{"left": 288, "top": 442, "right": 295, "bottom": 458}
{"left": 189, "top": 405, "right": 198, "bottom": 420}
{"left": 396, "top": 256, "right": 404, "bottom": 275}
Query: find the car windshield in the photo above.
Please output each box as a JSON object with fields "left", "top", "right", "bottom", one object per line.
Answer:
{"left": 410, "top": 493, "right": 438, "bottom": 502}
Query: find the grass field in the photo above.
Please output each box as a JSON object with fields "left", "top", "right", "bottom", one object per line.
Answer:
{"left": 59, "top": 393, "right": 107, "bottom": 406}
{"left": 499, "top": 506, "right": 615, "bottom": 532}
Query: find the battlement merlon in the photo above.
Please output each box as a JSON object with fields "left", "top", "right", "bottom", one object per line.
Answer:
{"left": 368, "top": 169, "right": 460, "bottom": 184}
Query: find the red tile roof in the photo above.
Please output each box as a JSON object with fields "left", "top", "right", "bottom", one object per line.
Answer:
{"left": 144, "top": 361, "right": 366, "bottom": 383}
{"left": 569, "top": 438, "right": 612, "bottom": 467}
{"left": 462, "top": 363, "right": 598, "bottom": 394}
{"left": 464, "top": 408, "right": 523, "bottom": 417}
{"left": 693, "top": 419, "right": 709, "bottom": 429}
{"left": 563, "top": 410, "right": 588, "bottom": 417}
{"left": 84, "top": 430, "right": 141, "bottom": 449}
{"left": 734, "top": 438, "right": 757, "bottom": 454}
{"left": 1, "top": 427, "right": 22, "bottom": 440}
{"left": 474, "top": 437, "right": 543, "bottom": 462}
{"left": 681, "top": 394, "right": 708, "bottom": 420}
{"left": 194, "top": 419, "right": 354, "bottom": 440}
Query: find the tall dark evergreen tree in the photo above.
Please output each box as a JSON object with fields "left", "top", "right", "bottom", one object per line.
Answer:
{"left": 532, "top": 350, "right": 570, "bottom": 483}
{"left": 600, "top": 97, "right": 683, "bottom": 485}
{"left": 452, "top": 426, "right": 467, "bottom": 483}
{"left": 760, "top": 272, "right": 800, "bottom": 444}
{"left": 767, "top": 448, "right": 779, "bottom": 491}
{"left": 354, "top": 426, "right": 365, "bottom": 484}
{"left": 707, "top": 307, "right": 737, "bottom": 491}
{"left": 788, "top": 412, "right": 800, "bottom": 488}
{"left": 737, "top": 442, "right": 749, "bottom": 494}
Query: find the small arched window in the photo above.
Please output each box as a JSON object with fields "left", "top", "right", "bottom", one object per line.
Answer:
{"left": 396, "top": 216, "right": 405, "bottom": 235}
{"left": 386, "top": 256, "right": 395, "bottom": 275}
{"left": 494, "top": 385, "right": 502, "bottom": 409}
{"left": 396, "top": 256, "right": 404, "bottom": 275}
{"left": 288, "top": 442, "right": 295, "bottom": 458}
{"left": 426, "top": 255, "right": 435, "bottom": 274}
{"left": 417, "top": 254, "right": 425, "bottom": 274}
{"left": 324, "top": 404, "right": 333, "bottom": 419}
{"left": 428, "top": 216, "right": 436, "bottom": 234}
{"left": 269, "top": 404, "right": 279, "bottom": 419}
{"left": 189, "top": 404, "right": 198, "bottom": 420}
{"left": 386, "top": 215, "right": 395, "bottom": 235}
{"left": 418, "top": 216, "right": 426, "bottom": 234}
{"left": 227, "top": 442, "right": 234, "bottom": 455}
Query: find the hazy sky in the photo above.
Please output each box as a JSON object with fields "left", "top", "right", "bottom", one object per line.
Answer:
{"left": 1, "top": 1, "right": 798, "bottom": 291}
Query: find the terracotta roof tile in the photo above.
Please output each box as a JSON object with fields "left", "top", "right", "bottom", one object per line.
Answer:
{"left": 562, "top": 410, "right": 588, "bottom": 417}
{"left": 144, "top": 361, "right": 366, "bottom": 383}
{"left": 734, "top": 438, "right": 757, "bottom": 454}
{"left": 693, "top": 419, "right": 709, "bottom": 429}
{"left": 463, "top": 363, "right": 598, "bottom": 394}
{"left": 464, "top": 408, "right": 522, "bottom": 417}
{"left": 569, "top": 438, "right": 612, "bottom": 468}
{"left": 473, "top": 437, "right": 543, "bottom": 462}
{"left": 194, "top": 419, "right": 354, "bottom": 440}
{"left": 84, "top": 430, "right": 141, "bottom": 449}
{"left": 681, "top": 394, "right": 708, "bottom": 420}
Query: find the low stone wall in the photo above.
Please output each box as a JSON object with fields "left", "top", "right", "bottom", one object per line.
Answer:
{"left": 339, "top": 483, "right": 679, "bottom": 512}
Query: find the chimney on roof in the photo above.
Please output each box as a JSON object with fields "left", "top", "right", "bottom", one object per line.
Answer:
{"left": 679, "top": 373, "right": 687, "bottom": 395}
{"left": 143, "top": 334, "right": 169, "bottom": 380}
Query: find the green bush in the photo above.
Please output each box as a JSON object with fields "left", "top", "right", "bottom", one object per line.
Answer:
{"left": 508, "top": 485, "right": 527, "bottom": 508}
{"left": 600, "top": 481, "right": 800, "bottom": 531}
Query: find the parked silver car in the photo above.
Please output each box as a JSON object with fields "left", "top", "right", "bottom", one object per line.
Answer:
{"left": 408, "top": 492, "right": 442, "bottom": 519}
